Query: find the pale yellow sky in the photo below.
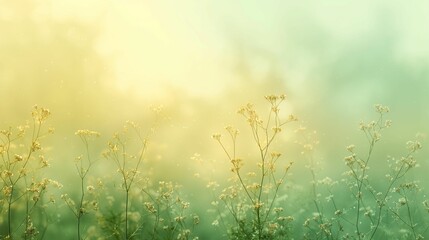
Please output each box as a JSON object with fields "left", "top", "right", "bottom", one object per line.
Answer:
{"left": 23, "top": 1, "right": 421, "bottom": 86}
{"left": 4, "top": 0, "right": 429, "bottom": 111}
{"left": 42, "top": 1, "right": 429, "bottom": 99}
{"left": 43, "top": 0, "right": 233, "bottom": 99}
{"left": 96, "top": 1, "right": 229, "bottom": 98}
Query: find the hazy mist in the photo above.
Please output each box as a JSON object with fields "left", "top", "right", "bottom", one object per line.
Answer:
{"left": 1, "top": 1, "right": 428, "bottom": 238}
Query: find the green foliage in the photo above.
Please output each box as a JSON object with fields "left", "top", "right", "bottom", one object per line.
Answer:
{"left": 302, "top": 105, "right": 425, "bottom": 240}
{"left": 0, "top": 106, "right": 59, "bottom": 240}
{"left": 210, "top": 94, "right": 297, "bottom": 240}
{"left": 0, "top": 97, "right": 428, "bottom": 239}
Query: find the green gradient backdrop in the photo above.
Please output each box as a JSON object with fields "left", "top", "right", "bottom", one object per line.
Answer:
{"left": 1, "top": 1, "right": 428, "bottom": 238}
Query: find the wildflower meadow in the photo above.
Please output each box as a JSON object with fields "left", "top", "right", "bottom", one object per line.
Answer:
{"left": 1, "top": 95, "right": 427, "bottom": 239}
{"left": 2, "top": 1, "right": 429, "bottom": 239}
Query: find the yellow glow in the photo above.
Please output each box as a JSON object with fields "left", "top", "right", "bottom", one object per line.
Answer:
{"left": 2, "top": 1, "right": 429, "bottom": 239}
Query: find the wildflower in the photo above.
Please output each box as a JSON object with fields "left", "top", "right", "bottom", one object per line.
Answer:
{"left": 50, "top": 180, "right": 63, "bottom": 188}
{"left": 344, "top": 155, "right": 355, "bottom": 166}
{"left": 268, "top": 223, "right": 279, "bottom": 231}
{"left": 206, "top": 181, "right": 219, "bottom": 189}
{"left": 31, "top": 141, "right": 41, "bottom": 151}
{"left": 270, "top": 152, "right": 281, "bottom": 158}
{"left": 373, "top": 131, "right": 381, "bottom": 141}
{"left": 319, "top": 222, "right": 332, "bottom": 235}
{"left": 225, "top": 126, "right": 239, "bottom": 137}
{"left": 79, "top": 207, "right": 86, "bottom": 214}
{"left": 108, "top": 142, "right": 118, "bottom": 152}
{"left": 253, "top": 201, "right": 264, "bottom": 210}
{"left": 406, "top": 140, "right": 422, "bottom": 152}
{"left": 237, "top": 106, "right": 246, "bottom": 114}
{"left": 181, "top": 201, "right": 190, "bottom": 209}
{"left": 272, "top": 127, "right": 282, "bottom": 133}
{"left": 75, "top": 129, "right": 101, "bottom": 137}
{"left": 398, "top": 197, "right": 407, "bottom": 206}
{"left": 274, "top": 207, "right": 284, "bottom": 213}
{"left": 40, "top": 155, "right": 49, "bottom": 167}
{"left": 91, "top": 201, "right": 99, "bottom": 210}
{"left": 374, "top": 104, "right": 389, "bottom": 113}
{"left": 364, "top": 207, "right": 374, "bottom": 217}
{"left": 32, "top": 195, "right": 40, "bottom": 202}
{"left": 3, "top": 186, "right": 12, "bottom": 197}
{"left": 288, "top": 114, "right": 298, "bottom": 121}
{"left": 385, "top": 120, "right": 392, "bottom": 128}
{"left": 144, "top": 202, "right": 157, "bottom": 214}
{"left": 265, "top": 95, "right": 278, "bottom": 103}
{"left": 193, "top": 215, "right": 200, "bottom": 225}
{"left": 174, "top": 216, "right": 185, "bottom": 223}
{"left": 41, "top": 108, "right": 51, "bottom": 120}
{"left": 303, "top": 218, "right": 310, "bottom": 227}
{"left": 319, "top": 177, "right": 335, "bottom": 186}
{"left": 17, "top": 125, "right": 26, "bottom": 136}
{"left": 246, "top": 183, "right": 261, "bottom": 190}
{"left": 14, "top": 154, "right": 23, "bottom": 162}
{"left": 359, "top": 121, "right": 366, "bottom": 131}
{"left": 32, "top": 105, "right": 51, "bottom": 122}
{"left": 86, "top": 185, "right": 95, "bottom": 192}
{"left": 230, "top": 158, "right": 243, "bottom": 172}
{"left": 325, "top": 194, "right": 334, "bottom": 202}
{"left": 177, "top": 229, "right": 191, "bottom": 240}
{"left": 212, "top": 133, "right": 221, "bottom": 141}
{"left": 25, "top": 222, "right": 38, "bottom": 237}
{"left": 271, "top": 106, "right": 280, "bottom": 113}
{"left": 346, "top": 144, "right": 355, "bottom": 152}
{"left": 48, "top": 127, "right": 55, "bottom": 134}
{"left": 19, "top": 168, "right": 27, "bottom": 176}
{"left": 2, "top": 170, "right": 13, "bottom": 178}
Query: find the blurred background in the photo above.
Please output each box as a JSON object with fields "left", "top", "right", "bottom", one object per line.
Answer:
{"left": 1, "top": 0, "right": 429, "bottom": 238}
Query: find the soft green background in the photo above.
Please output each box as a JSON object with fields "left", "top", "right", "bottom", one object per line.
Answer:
{"left": 1, "top": 1, "right": 428, "bottom": 238}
